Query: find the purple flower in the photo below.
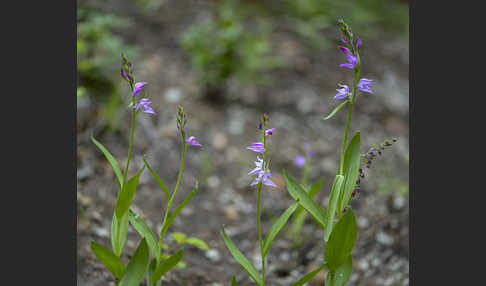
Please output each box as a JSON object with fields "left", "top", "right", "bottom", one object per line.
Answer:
{"left": 338, "top": 46, "right": 357, "bottom": 69}
{"left": 341, "top": 35, "right": 348, "bottom": 44}
{"left": 134, "top": 98, "right": 156, "bottom": 115}
{"left": 265, "top": 128, "right": 275, "bottom": 136}
{"left": 334, "top": 84, "right": 350, "bottom": 100}
{"left": 247, "top": 142, "right": 265, "bottom": 153}
{"left": 357, "top": 78, "right": 374, "bottom": 94}
{"left": 248, "top": 158, "right": 277, "bottom": 187}
{"left": 356, "top": 35, "right": 362, "bottom": 49}
{"left": 120, "top": 68, "right": 132, "bottom": 81}
{"left": 133, "top": 82, "right": 148, "bottom": 97}
{"left": 248, "top": 157, "right": 264, "bottom": 175}
{"left": 186, "top": 136, "right": 202, "bottom": 147}
{"left": 294, "top": 155, "right": 306, "bottom": 168}
{"left": 304, "top": 143, "right": 313, "bottom": 158}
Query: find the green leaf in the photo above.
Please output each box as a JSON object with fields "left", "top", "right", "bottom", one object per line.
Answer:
{"left": 291, "top": 263, "right": 326, "bottom": 286}
{"left": 289, "top": 178, "right": 324, "bottom": 238}
{"left": 338, "top": 132, "right": 361, "bottom": 213}
{"left": 91, "top": 135, "right": 124, "bottom": 189}
{"left": 263, "top": 201, "right": 299, "bottom": 258}
{"left": 231, "top": 275, "right": 238, "bottom": 286}
{"left": 111, "top": 212, "right": 129, "bottom": 257}
{"left": 184, "top": 237, "right": 209, "bottom": 251}
{"left": 322, "top": 100, "right": 349, "bottom": 121}
{"left": 324, "top": 175, "right": 345, "bottom": 241}
{"left": 172, "top": 232, "right": 187, "bottom": 243}
{"left": 119, "top": 238, "right": 150, "bottom": 286}
{"left": 151, "top": 249, "right": 184, "bottom": 283}
{"left": 283, "top": 171, "right": 328, "bottom": 230}
{"left": 143, "top": 157, "right": 170, "bottom": 202}
{"left": 90, "top": 241, "right": 125, "bottom": 279}
{"left": 333, "top": 255, "right": 353, "bottom": 286}
{"left": 221, "top": 225, "right": 262, "bottom": 285}
{"left": 128, "top": 209, "right": 160, "bottom": 259}
{"left": 160, "top": 183, "right": 199, "bottom": 239}
{"left": 324, "top": 208, "right": 357, "bottom": 270}
{"left": 146, "top": 258, "right": 157, "bottom": 286}
{"left": 115, "top": 166, "right": 145, "bottom": 222}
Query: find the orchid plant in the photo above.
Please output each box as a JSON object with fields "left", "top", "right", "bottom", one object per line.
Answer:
{"left": 278, "top": 19, "right": 397, "bottom": 286}
{"left": 89, "top": 54, "right": 204, "bottom": 286}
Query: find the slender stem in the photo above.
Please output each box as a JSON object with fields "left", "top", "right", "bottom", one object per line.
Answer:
{"left": 159, "top": 141, "right": 187, "bottom": 255}
{"left": 122, "top": 110, "right": 136, "bottom": 185}
{"left": 256, "top": 182, "right": 265, "bottom": 286}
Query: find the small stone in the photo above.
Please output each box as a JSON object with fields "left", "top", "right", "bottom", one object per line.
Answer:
{"left": 212, "top": 133, "right": 228, "bottom": 150}
{"left": 165, "top": 87, "right": 182, "bottom": 103}
{"left": 357, "top": 216, "right": 369, "bottom": 228}
{"left": 222, "top": 206, "right": 240, "bottom": 220}
{"left": 376, "top": 231, "right": 394, "bottom": 245}
{"left": 207, "top": 176, "right": 220, "bottom": 188}
{"left": 393, "top": 195, "right": 406, "bottom": 210}
{"left": 357, "top": 259, "right": 369, "bottom": 271}
{"left": 94, "top": 226, "right": 109, "bottom": 238}
{"left": 206, "top": 249, "right": 221, "bottom": 262}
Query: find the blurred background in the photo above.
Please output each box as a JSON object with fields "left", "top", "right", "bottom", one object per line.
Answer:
{"left": 77, "top": 0, "right": 408, "bottom": 285}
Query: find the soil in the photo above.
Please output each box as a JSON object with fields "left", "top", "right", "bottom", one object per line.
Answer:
{"left": 77, "top": 1, "right": 409, "bottom": 285}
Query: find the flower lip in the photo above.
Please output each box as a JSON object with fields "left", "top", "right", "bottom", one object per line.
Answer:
{"left": 357, "top": 78, "right": 374, "bottom": 94}
{"left": 186, "top": 136, "right": 202, "bottom": 147}
{"left": 247, "top": 142, "right": 265, "bottom": 153}
{"left": 265, "top": 128, "right": 276, "bottom": 136}
{"left": 134, "top": 98, "right": 156, "bottom": 115}
{"left": 334, "top": 84, "right": 350, "bottom": 100}
{"left": 133, "top": 81, "right": 148, "bottom": 97}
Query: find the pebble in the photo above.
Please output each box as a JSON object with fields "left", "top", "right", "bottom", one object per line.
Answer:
{"left": 94, "top": 226, "right": 109, "bottom": 238}
{"left": 207, "top": 175, "right": 220, "bottom": 188}
{"left": 393, "top": 195, "right": 406, "bottom": 210}
{"left": 357, "top": 259, "right": 370, "bottom": 271}
{"left": 205, "top": 249, "right": 221, "bottom": 262}
{"left": 376, "top": 231, "right": 394, "bottom": 245}
{"left": 212, "top": 133, "right": 228, "bottom": 150}
{"left": 357, "top": 216, "right": 370, "bottom": 229}
{"left": 165, "top": 87, "right": 182, "bottom": 103}
{"left": 222, "top": 206, "right": 240, "bottom": 220}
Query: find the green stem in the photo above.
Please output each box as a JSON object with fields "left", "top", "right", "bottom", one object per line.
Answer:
{"left": 158, "top": 140, "right": 187, "bottom": 257}
{"left": 122, "top": 110, "right": 136, "bottom": 185}
{"left": 256, "top": 183, "right": 265, "bottom": 286}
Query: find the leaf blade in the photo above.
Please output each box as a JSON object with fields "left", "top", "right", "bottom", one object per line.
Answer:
{"left": 91, "top": 135, "right": 123, "bottom": 189}
{"left": 119, "top": 238, "right": 150, "bottom": 286}
{"left": 90, "top": 241, "right": 125, "bottom": 279}
{"left": 338, "top": 132, "right": 361, "bottom": 213}
{"left": 324, "top": 208, "right": 357, "bottom": 270}
{"left": 283, "top": 171, "right": 327, "bottom": 230}
{"left": 128, "top": 209, "right": 160, "bottom": 259}
{"left": 115, "top": 166, "right": 145, "bottom": 222}
{"left": 322, "top": 100, "right": 349, "bottom": 121}
{"left": 324, "top": 175, "right": 345, "bottom": 241}
{"left": 221, "top": 225, "right": 262, "bottom": 285}
{"left": 291, "top": 263, "right": 326, "bottom": 286}
{"left": 143, "top": 157, "right": 170, "bottom": 202}
{"left": 263, "top": 201, "right": 299, "bottom": 258}
{"left": 151, "top": 249, "right": 185, "bottom": 283}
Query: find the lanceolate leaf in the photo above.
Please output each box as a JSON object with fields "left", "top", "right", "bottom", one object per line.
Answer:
{"left": 338, "top": 132, "right": 361, "bottom": 213}
{"left": 151, "top": 249, "right": 184, "bottom": 283}
{"left": 183, "top": 237, "right": 209, "bottom": 251}
{"left": 291, "top": 263, "right": 326, "bottom": 286}
{"left": 143, "top": 157, "right": 170, "bottom": 202}
{"left": 231, "top": 275, "right": 238, "bottom": 286}
{"left": 322, "top": 100, "right": 349, "bottom": 121}
{"left": 332, "top": 255, "right": 353, "bottom": 286}
{"left": 283, "top": 171, "right": 327, "bottom": 230}
{"left": 90, "top": 241, "right": 125, "bottom": 279}
{"left": 91, "top": 135, "right": 123, "bottom": 189}
{"left": 128, "top": 209, "right": 160, "bottom": 259}
{"left": 111, "top": 212, "right": 129, "bottom": 257}
{"left": 115, "top": 166, "right": 145, "bottom": 222}
{"left": 146, "top": 258, "right": 157, "bottom": 286}
{"left": 324, "top": 208, "right": 357, "bottom": 271}
{"left": 221, "top": 225, "right": 262, "bottom": 285}
{"left": 119, "top": 238, "right": 150, "bottom": 286}
{"left": 290, "top": 178, "right": 324, "bottom": 237}
{"left": 263, "top": 201, "right": 299, "bottom": 258}
{"left": 160, "top": 183, "right": 199, "bottom": 239}
{"left": 324, "top": 175, "right": 345, "bottom": 241}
